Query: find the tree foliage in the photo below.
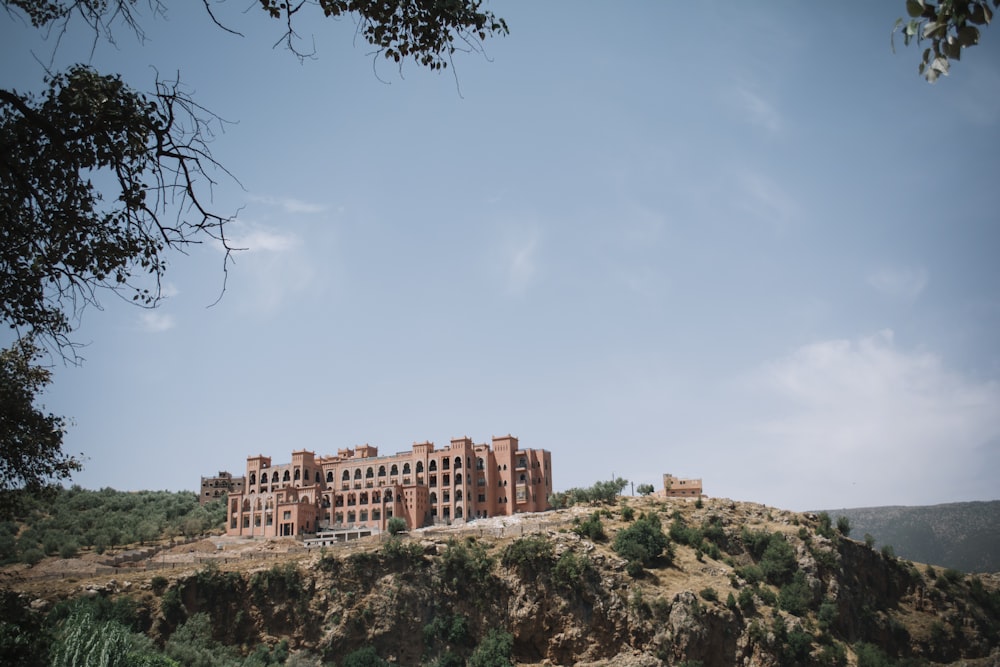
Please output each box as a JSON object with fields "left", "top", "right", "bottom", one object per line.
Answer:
{"left": 2, "top": 0, "right": 508, "bottom": 355}
{"left": 0, "top": 337, "right": 81, "bottom": 518}
{"left": 893, "top": 0, "right": 997, "bottom": 81}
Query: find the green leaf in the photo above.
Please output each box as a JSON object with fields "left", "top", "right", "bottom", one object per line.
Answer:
{"left": 906, "top": 0, "right": 925, "bottom": 18}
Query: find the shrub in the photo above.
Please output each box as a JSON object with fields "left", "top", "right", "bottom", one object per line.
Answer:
{"left": 21, "top": 548, "right": 43, "bottom": 566}
{"left": 342, "top": 646, "right": 390, "bottom": 667}
{"left": 778, "top": 571, "right": 814, "bottom": 616}
{"left": 816, "top": 512, "right": 834, "bottom": 538}
{"left": 699, "top": 587, "right": 718, "bottom": 602}
{"left": 151, "top": 576, "right": 169, "bottom": 595}
{"left": 573, "top": 512, "right": 606, "bottom": 541}
{"left": 552, "top": 550, "right": 594, "bottom": 590}
{"left": 386, "top": 517, "right": 406, "bottom": 536}
{"left": 836, "top": 515, "right": 851, "bottom": 537}
{"left": 501, "top": 536, "right": 553, "bottom": 577}
{"left": 469, "top": 628, "right": 514, "bottom": 667}
{"left": 620, "top": 505, "right": 635, "bottom": 522}
{"left": 759, "top": 533, "right": 797, "bottom": 585}
{"left": 636, "top": 483, "right": 655, "bottom": 496}
{"left": 58, "top": 541, "right": 78, "bottom": 559}
{"left": 613, "top": 512, "right": 670, "bottom": 575}
{"left": 382, "top": 537, "right": 424, "bottom": 565}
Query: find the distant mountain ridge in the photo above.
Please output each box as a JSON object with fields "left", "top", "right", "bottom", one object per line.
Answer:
{"left": 824, "top": 500, "right": 1000, "bottom": 573}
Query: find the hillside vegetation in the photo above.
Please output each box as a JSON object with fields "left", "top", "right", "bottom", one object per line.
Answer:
{"left": 826, "top": 501, "right": 1000, "bottom": 574}
{"left": 0, "top": 486, "right": 225, "bottom": 565}
{"left": 2, "top": 495, "right": 999, "bottom": 666}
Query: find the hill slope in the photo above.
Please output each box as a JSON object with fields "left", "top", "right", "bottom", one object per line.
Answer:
{"left": 3, "top": 497, "right": 1000, "bottom": 666}
{"left": 825, "top": 501, "right": 1000, "bottom": 573}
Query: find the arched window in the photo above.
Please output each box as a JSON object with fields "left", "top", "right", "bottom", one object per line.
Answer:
{"left": 390, "top": 464, "right": 399, "bottom": 475}
{"left": 360, "top": 493, "right": 368, "bottom": 505}
{"left": 477, "top": 458, "right": 484, "bottom": 470}
{"left": 366, "top": 467, "right": 374, "bottom": 478}
{"left": 283, "top": 470, "right": 291, "bottom": 482}
{"left": 372, "top": 508, "right": 381, "bottom": 521}
{"left": 454, "top": 457, "right": 462, "bottom": 469}
{"left": 342, "top": 470, "right": 350, "bottom": 481}
{"left": 294, "top": 469, "right": 301, "bottom": 481}
{"left": 378, "top": 466, "right": 386, "bottom": 477}
{"left": 347, "top": 511, "right": 356, "bottom": 524}
{"left": 271, "top": 471, "right": 279, "bottom": 483}
{"left": 231, "top": 498, "right": 238, "bottom": 512}
{"left": 519, "top": 474, "right": 526, "bottom": 483}
{"left": 354, "top": 468, "right": 362, "bottom": 479}
{"left": 455, "top": 505, "right": 463, "bottom": 518}
{"left": 242, "top": 499, "right": 250, "bottom": 511}
{"left": 416, "top": 461, "right": 424, "bottom": 473}
{"left": 429, "top": 492, "right": 438, "bottom": 505}
{"left": 455, "top": 489, "right": 463, "bottom": 501}
{"left": 403, "top": 463, "right": 411, "bottom": 474}
{"left": 347, "top": 493, "right": 356, "bottom": 506}
{"left": 455, "top": 473, "right": 463, "bottom": 485}
{"left": 249, "top": 472, "right": 256, "bottom": 485}
{"left": 326, "top": 471, "right": 334, "bottom": 483}
{"left": 384, "top": 489, "right": 393, "bottom": 502}
{"left": 315, "top": 471, "right": 321, "bottom": 483}
{"left": 442, "top": 458, "right": 450, "bottom": 470}
{"left": 429, "top": 460, "right": 437, "bottom": 471}
{"left": 372, "top": 490, "right": 380, "bottom": 503}
{"left": 360, "top": 509, "right": 368, "bottom": 522}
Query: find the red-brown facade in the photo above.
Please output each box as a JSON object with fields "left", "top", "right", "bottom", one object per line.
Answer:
{"left": 226, "top": 435, "right": 552, "bottom": 537}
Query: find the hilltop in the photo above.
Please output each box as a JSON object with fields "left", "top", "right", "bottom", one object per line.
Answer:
{"left": 2, "top": 495, "right": 999, "bottom": 666}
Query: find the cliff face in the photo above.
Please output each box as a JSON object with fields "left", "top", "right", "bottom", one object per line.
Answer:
{"left": 15, "top": 498, "right": 1000, "bottom": 665}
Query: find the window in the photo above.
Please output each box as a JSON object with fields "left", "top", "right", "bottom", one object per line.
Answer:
{"left": 249, "top": 473, "right": 256, "bottom": 485}
{"left": 454, "top": 456, "right": 462, "bottom": 468}
{"left": 416, "top": 461, "right": 424, "bottom": 473}
{"left": 455, "top": 473, "right": 462, "bottom": 484}
{"left": 326, "top": 471, "right": 334, "bottom": 483}
{"left": 442, "top": 458, "right": 450, "bottom": 470}
{"left": 366, "top": 467, "right": 374, "bottom": 478}
{"left": 403, "top": 463, "right": 411, "bottom": 474}
{"left": 478, "top": 494, "right": 486, "bottom": 503}
{"left": 354, "top": 468, "right": 362, "bottom": 479}
{"left": 429, "top": 460, "right": 437, "bottom": 471}
{"left": 272, "top": 471, "right": 279, "bottom": 483}
{"left": 390, "top": 464, "right": 399, "bottom": 475}
{"left": 378, "top": 465, "right": 386, "bottom": 477}
{"left": 430, "top": 492, "right": 438, "bottom": 504}
{"left": 294, "top": 469, "right": 301, "bottom": 481}
{"left": 266, "top": 514, "right": 272, "bottom": 526}
{"left": 283, "top": 511, "right": 291, "bottom": 520}
{"left": 342, "top": 470, "right": 350, "bottom": 481}
{"left": 283, "top": 470, "right": 291, "bottom": 482}
{"left": 477, "top": 458, "right": 484, "bottom": 470}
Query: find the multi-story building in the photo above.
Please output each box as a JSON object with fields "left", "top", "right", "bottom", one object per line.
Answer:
{"left": 226, "top": 435, "right": 552, "bottom": 538}
{"left": 200, "top": 471, "right": 245, "bottom": 505}
{"left": 662, "top": 473, "right": 703, "bottom": 498}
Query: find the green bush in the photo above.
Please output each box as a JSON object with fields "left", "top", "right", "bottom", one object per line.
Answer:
{"left": 699, "top": 587, "right": 718, "bottom": 602}
{"left": 501, "top": 536, "right": 553, "bottom": 577}
{"left": 636, "top": 483, "right": 655, "bottom": 496}
{"left": 836, "top": 515, "right": 851, "bottom": 537}
{"left": 778, "top": 571, "right": 814, "bottom": 616}
{"left": 613, "top": 512, "right": 671, "bottom": 575}
{"left": 573, "top": 512, "right": 607, "bottom": 541}
{"left": 468, "top": 628, "right": 514, "bottom": 667}
{"left": 620, "top": 505, "right": 635, "bottom": 522}
{"left": 342, "top": 646, "right": 390, "bottom": 667}
{"left": 552, "top": 550, "right": 594, "bottom": 590}
{"left": 21, "top": 547, "right": 43, "bottom": 566}
{"left": 386, "top": 516, "right": 406, "bottom": 536}
{"left": 759, "top": 533, "right": 797, "bottom": 585}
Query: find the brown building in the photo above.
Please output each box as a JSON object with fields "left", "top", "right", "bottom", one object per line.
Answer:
{"left": 226, "top": 435, "right": 552, "bottom": 538}
{"left": 662, "top": 473, "right": 703, "bottom": 498}
{"left": 200, "top": 471, "right": 245, "bottom": 505}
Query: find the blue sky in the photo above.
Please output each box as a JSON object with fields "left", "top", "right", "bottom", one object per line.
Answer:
{"left": 3, "top": 2, "right": 999, "bottom": 511}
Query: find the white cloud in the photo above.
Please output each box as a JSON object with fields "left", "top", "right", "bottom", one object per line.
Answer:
{"left": 867, "top": 266, "right": 929, "bottom": 302}
{"left": 250, "top": 195, "right": 328, "bottom": 215}
{"left": 506, "top": 230, "right": 539, "bottom": 295}
{"left": 735, "top": 331, "right": 1000, "bottom": 508}
{"left": 731, "top": 85, "right": 782, "bottom": 133}
{"left": 138, "top": 311, "right": 176, "bottom": 333}
{"left": 734, "top": 170, "right": 799, "bottom": 229}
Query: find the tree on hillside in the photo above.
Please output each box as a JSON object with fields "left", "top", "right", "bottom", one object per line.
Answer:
{"left": 1, "top": 0, "right": 509, "bottom": 357}
{"left": 0, "top": 337, "right": 81, "bottom": 519}
{"left": 894, "top": 0, "right": 997, "bottom": 81}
